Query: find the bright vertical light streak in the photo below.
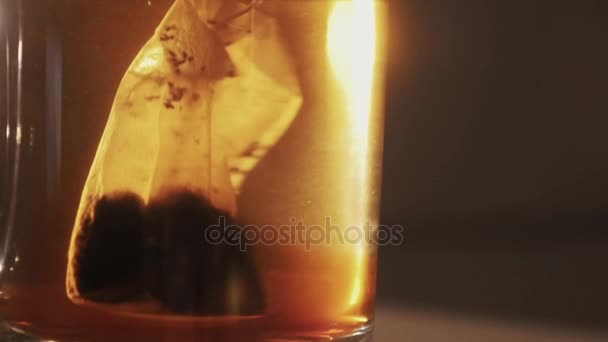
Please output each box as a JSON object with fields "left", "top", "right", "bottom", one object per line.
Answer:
{"left": 327, "top": 0, "right": 377, "bottom": 308}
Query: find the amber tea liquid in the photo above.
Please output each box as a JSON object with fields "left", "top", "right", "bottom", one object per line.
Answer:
{"left": 0, "top": 0, "right": 387, "bottom": 340}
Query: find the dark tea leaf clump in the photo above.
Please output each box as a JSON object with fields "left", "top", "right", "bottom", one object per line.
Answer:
{"left": 71, "top": 190, "right": 263, "bottom": 315}
{"left": 72, "top": 193, "right": 146, "bottom": 302}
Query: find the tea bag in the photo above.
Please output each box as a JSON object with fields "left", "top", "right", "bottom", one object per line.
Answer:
{"left": 66, "top": 0, "right": 301, "bottom": 314}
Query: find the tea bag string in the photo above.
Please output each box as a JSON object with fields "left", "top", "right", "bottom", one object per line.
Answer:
{"left": 207, "top": 0, "right": 262, "bottom": 27}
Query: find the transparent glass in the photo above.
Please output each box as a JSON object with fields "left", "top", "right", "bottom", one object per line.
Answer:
{"left": 0, "top": 0, "right": 388, "bottom": 341}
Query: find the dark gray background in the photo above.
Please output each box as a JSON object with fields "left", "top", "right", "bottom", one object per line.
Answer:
{"left": 377, "top": 0, "right": 608, "bottom": 332}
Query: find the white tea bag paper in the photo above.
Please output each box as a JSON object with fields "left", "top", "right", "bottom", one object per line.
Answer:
{"left": 66, "top": 0, "right": 301, "bottom": 311}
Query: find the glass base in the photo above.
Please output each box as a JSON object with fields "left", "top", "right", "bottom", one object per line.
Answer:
{"left": 0, "top": 324, "right": 46, "bottom": 342}
{"left": 266, "top": 323, "right": 374, "bottom": 341}
{"left": 1, "top": 322, "right": 374, "bottom": 341}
